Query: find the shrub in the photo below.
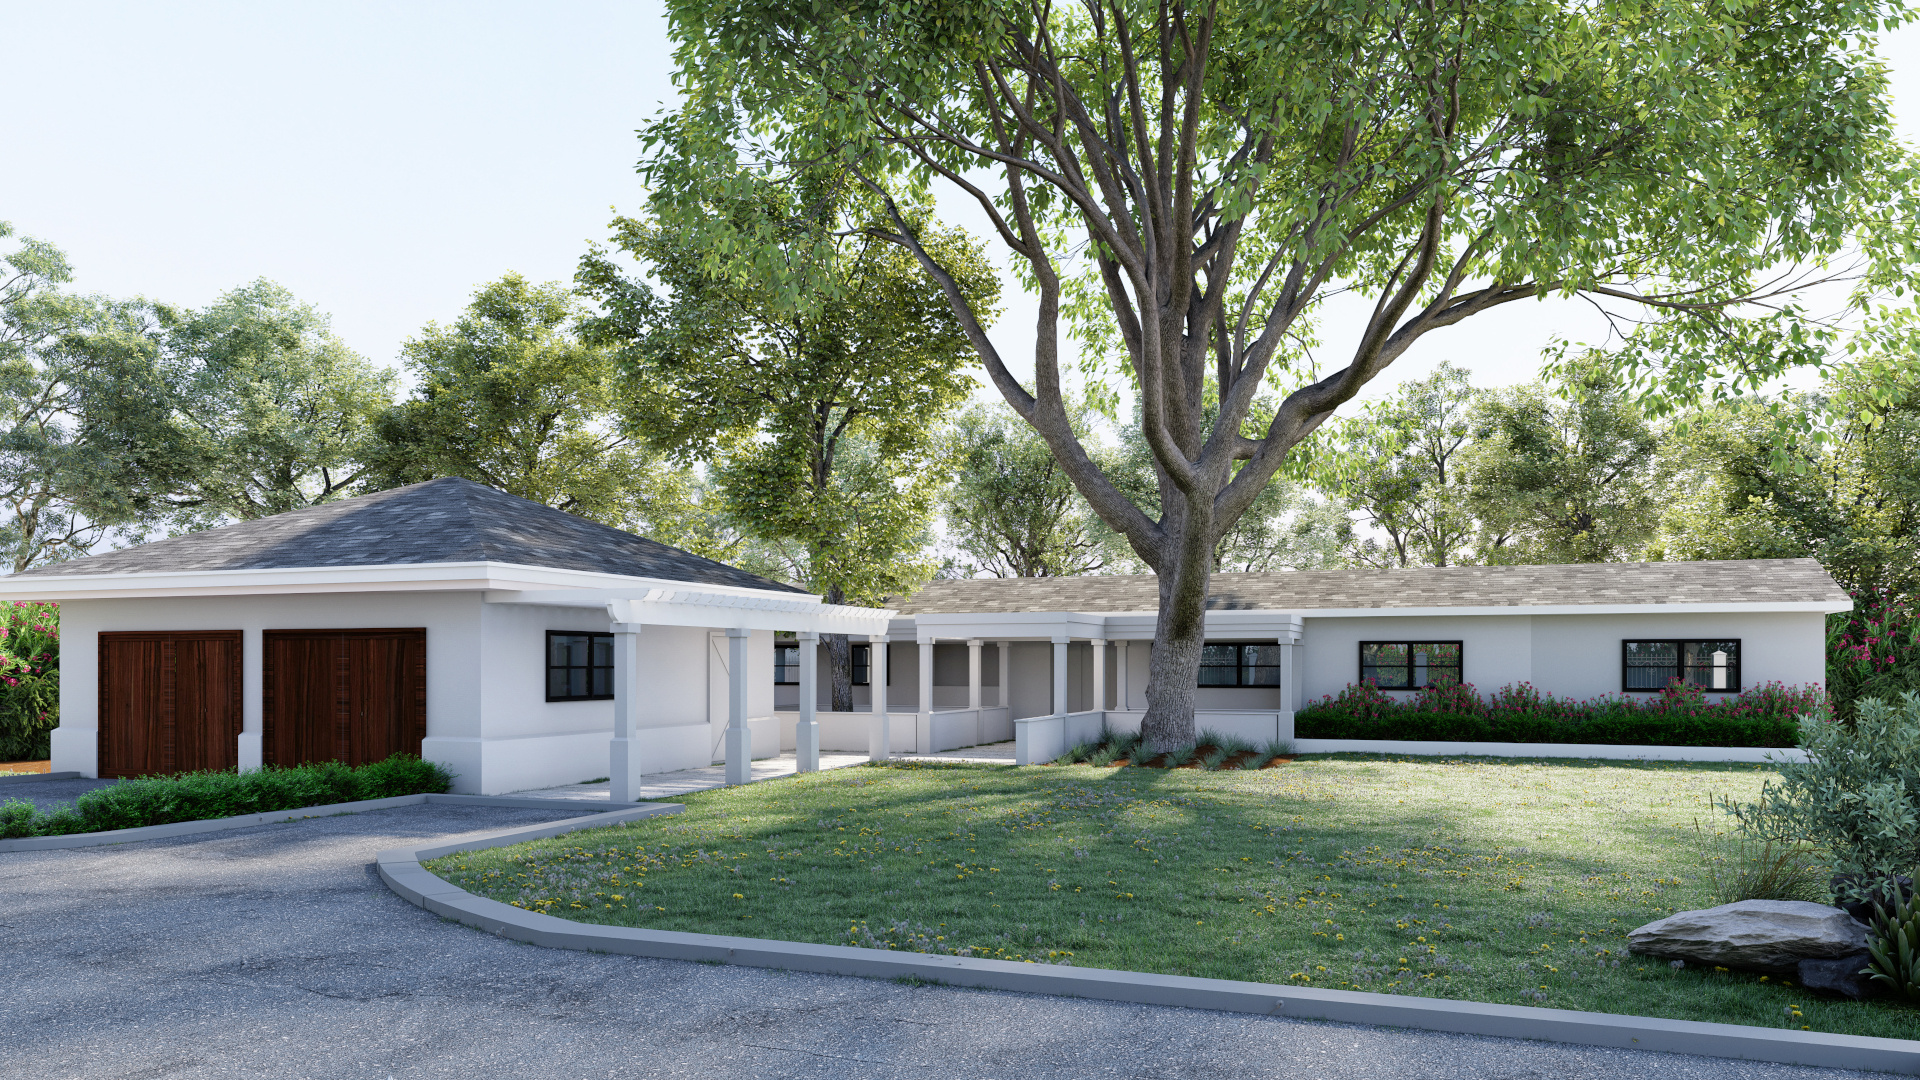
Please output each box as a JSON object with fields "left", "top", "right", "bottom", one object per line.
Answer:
{"left": 0, "top": 754, "right": 454, "bottom": 838}
{"left": 1296, "top": 679, "right": 1819, "bottom": 747}
{"left": 1727, "top": 694, "right": 1920, "bottom": 902}
{"left": 1828, "top": 588, "right": 1920, "bottom": 719}
{"left": 1866, "top": 885, "right": 1920, "bottom": 1000}
{"left": 0, "top": 601, "right": 59, "bottom": 762}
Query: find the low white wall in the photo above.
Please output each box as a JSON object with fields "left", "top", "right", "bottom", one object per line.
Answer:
{"left": 1104, "top": 710, "right": 1295, "bottom": 747}
{"left": 1014, "top": 710, "right": 1106, "bottom": 765}
{"left": 800, "top": 711, "right": 917, "bottom": 753}
{"left": 1293, "top": 738, "right": 1808, "bottom": 763}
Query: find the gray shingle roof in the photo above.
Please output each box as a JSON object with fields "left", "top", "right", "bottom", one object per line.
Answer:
{"left": 892, "top": 559, "right": 1847, "bottom": 614}
{"left": 12, "top": 477, "right": 805, "bottom": 594}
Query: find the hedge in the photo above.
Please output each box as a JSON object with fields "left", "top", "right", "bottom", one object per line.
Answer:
{"left": 0, "top": 754, "right": 454, "bottom": 838}
{"left": 1294, "top": 680, "right": 1822, "bottom": 747}
{"left": 0, "top": 601, "right": 59, "bottom": 762}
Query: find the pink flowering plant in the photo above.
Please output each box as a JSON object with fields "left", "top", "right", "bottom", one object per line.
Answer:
{"left": 1826, "top": 588, "right": 1920, "bottom": 717}
{"left": 0, "top": 601, "right": 59, "bottom": 761}
{"left": 1297, "top": 676, "right": 1821, "bottom": 747}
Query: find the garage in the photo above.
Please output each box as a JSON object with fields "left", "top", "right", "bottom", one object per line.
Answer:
{"left": 97, "top": 630, "right": 244, "bottom": 778}
{"left": 264, "top": 628, "right": 427, "bottom": 768}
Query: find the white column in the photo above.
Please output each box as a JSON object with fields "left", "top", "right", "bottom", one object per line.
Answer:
{"left": 795, "top": 630, "right": 820, "bottom": 773}
{"left": 1279, "top": 635, "right": 1299, "bottom": 744}
{"left": 237, "top": 626, "right": 264, "bottom": 772}
{"left": 966, "top": 639, "right": 982, "bottom": 710}
{"left": 868, "top": 634, "right": 890, "bottom": 761}
{"left": 916, "top": 637, "right": 935, "bottom": 754}
{"left": 724, "top": 627, "right": 752, "bottom": 785}
{"left": 1116, "top": 641, "right": 1130, "bottom": 711}
{"left": 1052, "top": 635, "right": 1070, "bottom": 716}
{"left": 1092, "top": 638, "right": 1108, "bottom": 713}
{"left": 998, "top": 641, "right": 1011, "bottom": 708}
{"left": 609, "top": 622, "right": 644, "bottom": 803}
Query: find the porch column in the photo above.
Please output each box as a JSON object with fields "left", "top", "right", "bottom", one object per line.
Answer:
{"left": 868, "top": 634, "right": 890, "bottom": 762}
{"left": 997, "top": 641, "right": 1011, "bottom": 708}
{"left": 795, "top": 630, "right": 820, "bottom": 773}
{"left": 1116, "top": 640, "right": 1129, "bottom": 711}
{"left": 609, "top": 621, "right": 645, "bottom": 803}
{"left": 1052, "top": 634, "right": 1070, "bottom": 716}
{"left": 725, "top": 627, "right": 752, "bottom": 785}
{"left": 966, "top": 639, "right": 982, "bottom": 710}
{"left": 1092, "top": 638, "right": 1108, "bottom": 712}
{"left": 1279, "top": 635, "right": 1299, "bottom": 743}
{"left": 917, "top": 636, "right": 935, "bottom": 754}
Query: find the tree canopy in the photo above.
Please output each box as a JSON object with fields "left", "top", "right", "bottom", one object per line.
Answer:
{"left": 644, "top": 0, "right": 1920, "bottom": 745}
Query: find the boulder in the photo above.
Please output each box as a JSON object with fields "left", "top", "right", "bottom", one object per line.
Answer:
{"left": 1627, "top": 900, "right": 1870, "bottom": 973}
{"left": 1798, "top": 952, "right": 1883, "bottom": 1000}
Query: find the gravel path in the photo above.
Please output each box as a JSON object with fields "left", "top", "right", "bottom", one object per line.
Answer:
{"left": 0, "top": 802, "right": 1895, "bottom": 1080}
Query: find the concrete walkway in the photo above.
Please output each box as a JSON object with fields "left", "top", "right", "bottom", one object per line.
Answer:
{"left": 511, "top": 744, "right": 1020, "bottom": 803}
{"left": 0, "top": 801, "right": 1889, "bottom": 1080}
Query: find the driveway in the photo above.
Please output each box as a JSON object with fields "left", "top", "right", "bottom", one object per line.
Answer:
{"left": 0, "top": 802, "right": 1894, "bottom": 1080}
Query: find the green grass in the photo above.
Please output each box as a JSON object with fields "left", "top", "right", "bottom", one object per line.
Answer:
{"left": 424, "top": 755, "right": 1916, "bottom": 1038}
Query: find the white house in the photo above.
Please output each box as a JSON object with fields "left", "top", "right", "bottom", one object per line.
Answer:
{"left": 0, "top": 476, "right": 1848, "bottom": 790}
{"left": 0, "top": 478, "right": 894, "bottom": 795}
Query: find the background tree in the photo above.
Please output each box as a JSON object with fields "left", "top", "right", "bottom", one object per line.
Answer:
{"left": 0, "top": 222, "right": 187, "bottom": 571}
{"left": 578, "top": 179, "right": 999, "bottom": 708}
{"left": 1461, "top": 364, "right": 1661, "bottom": 563}
{"left": 941, "top": 401, "right": 1113, "bottom": 577}
{"left": 160, "top": 280, "right": 394, "bottom": 526}
{"left": 646, "top": 0, "right": 1912, "bottom": 746}
{"left": 363, "top": 274, "right": 739, "bottom": 561}
{"left": 1310, "top": 364, "right": 1476, "bottom": 568}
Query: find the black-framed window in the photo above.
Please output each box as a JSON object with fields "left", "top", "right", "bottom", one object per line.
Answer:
{"left": 1360, "top": 641, "right": 1463, "bottom": 689}
{"left": 1198, "top": 643, "right": 1284, "bottom": 687}
{"left": 1623, "top": 640, "right": 1740, "bottom": 692}
{"left": 779, "top": 641, "right": 872, "bottom": 685}
{"left": 547, "top": 631, "right": 613, "bottom": 701}
{"left": 853, "top": 643, "right": 872, "bottom": 686}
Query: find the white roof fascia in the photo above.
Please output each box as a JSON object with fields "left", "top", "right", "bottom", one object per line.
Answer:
{"left": 594, "top": 591, "right": 894, "bottom": 635}
{"left": 0, "top": 560, "right": 822, "bottom": 605}
{"left": 1289, "top": 600, "right": 1850, "bottom": 618}
{"left": 906, "top": 611, "right": 1153, "bottom": 642}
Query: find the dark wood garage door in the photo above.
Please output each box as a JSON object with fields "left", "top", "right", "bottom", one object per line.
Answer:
{"left": 98, "top": 630, "right": 243, "bottom": 778}
{"left": 263, "top": 629, "right": 426, "bottom": 767}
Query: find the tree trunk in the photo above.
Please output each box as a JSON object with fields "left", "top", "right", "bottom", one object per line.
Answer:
{"left": 826, "top": 633, "right": 853, "bottom": 712}
{"left": 1138, "top": 505, "right": 1216, "bottom": 751}
{"left": 823, "top": 584, "right": 854, "bottom": 712}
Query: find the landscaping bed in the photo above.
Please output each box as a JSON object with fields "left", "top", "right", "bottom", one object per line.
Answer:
{"left": 1297, "top": 681, "right": 1820, "bottom": 747}
{"left": 0, "top": 754, "right": 453, "bottom": 837}
{"left": 424, "top": 755, "right": 1914, "bottom": 1039}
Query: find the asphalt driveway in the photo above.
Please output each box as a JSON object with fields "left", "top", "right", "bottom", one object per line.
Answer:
{"left": 0, "top": 800, "right": 1896, "bottom": 1080}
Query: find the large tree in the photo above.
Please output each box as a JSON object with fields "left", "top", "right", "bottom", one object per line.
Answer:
{"left": 578, "top": 181, "right": 998, "bottom": 708}
{"left": 646, "top": 0, "right": 1916, "bottom": 746}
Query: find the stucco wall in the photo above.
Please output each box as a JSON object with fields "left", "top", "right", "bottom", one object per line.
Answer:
{"left": 1297, "top": 611, "right": 1826, "bottom": 705}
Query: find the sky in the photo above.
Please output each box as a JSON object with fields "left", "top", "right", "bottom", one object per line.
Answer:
{"left": 3, "top": 1, "right": 1917, "bottom": 407}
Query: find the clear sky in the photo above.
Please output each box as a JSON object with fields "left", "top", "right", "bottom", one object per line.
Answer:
{"left": 3, "top": 1, "right": 1915, "bottom": 403}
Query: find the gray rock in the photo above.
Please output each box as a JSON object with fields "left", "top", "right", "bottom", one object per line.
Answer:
{"left": 1627, "top": 900, "right": 1870, "bottom": 972}
{"left": 1798, "top": 952, "right": 1882, "bottom": 1000}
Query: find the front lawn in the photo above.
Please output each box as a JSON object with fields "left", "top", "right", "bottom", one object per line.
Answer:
{"left": 425, "top": 756, "right": 1915, "bottom": 1039}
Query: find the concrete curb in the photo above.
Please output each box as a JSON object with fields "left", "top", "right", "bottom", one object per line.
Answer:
{"left": 0, "top": 792, "right": 653, "bottom": 853}
{"left": 0, "top": 770, "right": 82, "bottom": 784}
{"left": 377, "top": 814, "right": 1920, "bottom": 1075}
{"left": 1293, "top": 740, "right": 1806, "bottom": 763}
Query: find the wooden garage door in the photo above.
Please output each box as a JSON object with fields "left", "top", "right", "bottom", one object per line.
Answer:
{"left": 97, "top": 631, "right": 243, "bottom": 778}
{"left": 263, "top": 629, "right": 426, "bottom": 767}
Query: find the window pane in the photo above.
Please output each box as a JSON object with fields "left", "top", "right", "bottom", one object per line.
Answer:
{"left": 1361, "top": 643, "right": 1408, "bottom": 688}
{"left": 1409, "top": 643, "right": 1461, "bottom": 688}
{"left": 569, "top": 668, "right": 588, "bottom": 698}
{"left": 1363, "top": 664, "right": 1409, "bottom": 688}
{"left": 1624, "top": 641, "right": 1678, "bottom": 690}
{"left": 550, "top": 634, "right": 577, "bottom": 666}
{"left": 548, "top": 667, "right": 569, "bottom": 698}
{"left": 1199, "top": 644, "right": 1240, "bottom": 686}
{"left": 567, "top": 636, "right": 588, "bottom": 666}
{"left": 592, "top": 636, "right": 613, "bottom": 666}
{"left": 1683, "top": 641, "right": 1739, "bottom": 690}
{"left": 591, "top": 666, "right": 612, "bottom": 697}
